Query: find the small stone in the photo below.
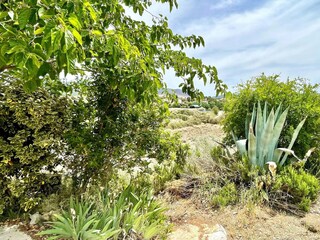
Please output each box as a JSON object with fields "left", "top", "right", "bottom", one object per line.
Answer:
{"left": 29, "top": 212, "right": 42, "bottom": 225}
{"left": 202, "top": 224, "right": 227, "bottom": 240}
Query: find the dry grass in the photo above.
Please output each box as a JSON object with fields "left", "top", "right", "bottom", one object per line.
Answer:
{"left": 167, "top": 109, "right": 222, "bottom": 129}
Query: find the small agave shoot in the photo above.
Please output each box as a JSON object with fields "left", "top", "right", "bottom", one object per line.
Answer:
{"left": 234, "top": 102, "right": 314, "bottom": 173}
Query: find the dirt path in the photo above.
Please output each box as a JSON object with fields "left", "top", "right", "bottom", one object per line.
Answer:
{"left": 165, "top": 123, "right": 320, "bottom": 240}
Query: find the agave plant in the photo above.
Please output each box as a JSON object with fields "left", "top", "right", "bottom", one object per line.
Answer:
{"left": 234, "top": 102, "right": 309, "bottom": 168}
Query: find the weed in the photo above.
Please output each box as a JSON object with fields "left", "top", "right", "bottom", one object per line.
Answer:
{"left": 211, "top": 182, "right": 238, "bottom": 207}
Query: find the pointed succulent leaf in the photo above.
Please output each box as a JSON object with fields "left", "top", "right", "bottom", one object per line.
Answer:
{"left": 248, "top": 125, "right": 257, "bottom": 166}
{"left": 263, "top": 102, "right": 268, "bottom": 125}
{"left": 267, "top": 108, "right": 288, "bottom": 161}
{"left": 255, "top": 101, "right": 263, "bottom": 162}
{"left": 236, "top": 139, "right": 247, "bottom": 156}
{"left": 261, "top": 108, "right": 275, "bottom": 164}
{"left": 272, "top": 148, "right": 283, "bottom": 164}
{"left": 280, "top": 117, "right": 307, "bottom": 166}
{"left": 274, "top": 103, "right": 282, "bottom": 122}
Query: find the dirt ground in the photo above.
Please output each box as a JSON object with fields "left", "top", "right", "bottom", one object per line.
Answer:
{"left": 165, "top": 122, "right": 320, "bottom": 240}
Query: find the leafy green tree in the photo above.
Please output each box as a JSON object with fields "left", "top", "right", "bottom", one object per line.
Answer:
{"left": 0, "top": 0, "right": 226, "bottom": 99}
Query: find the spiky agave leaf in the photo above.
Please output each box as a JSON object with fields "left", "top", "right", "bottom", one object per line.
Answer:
{"left": 267, "top": 108, "right": 288, "bottom": 163}
{"left": 279, "top": 117, "right": 307, "bottom": 166}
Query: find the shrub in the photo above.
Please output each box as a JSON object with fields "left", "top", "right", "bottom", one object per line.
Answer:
{"left": 223, "top": 74, "right": 320, "bottom": 172}
{"left": 168, "top": 109, "right": 219, "bottom": 129}
{"left": 66, "top": 85, "right": 187, "bottom": 192}
{"left": 272, "top": 166, "right": 320, "bottom": 211}
{"left": 0, "top": 79, "right": 70, "bottom": 215}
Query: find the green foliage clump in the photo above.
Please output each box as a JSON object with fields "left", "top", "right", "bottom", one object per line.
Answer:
{"left": 211, "top": 182, "right": 238, "bottom": 207}
{"left": 223, "top": 74, "right": 320, "bottom": 171}
{"left": 206, "top": 97, "right": 225, "bottom": 110}
{"left": 272, "top": 166, "right": 320, "bottom": 211}
{"left": 40, "top": 186, "right": 169, "bottom": 240}
{"left": 0, "top": 80, "right": 70, "bottom": 215}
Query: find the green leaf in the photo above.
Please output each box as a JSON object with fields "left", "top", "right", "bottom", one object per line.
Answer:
{"left": 84, "top": 1, "right": 97, "bottom": 22}
{"left": 248, "top": 125, "right": 257, "bottom": 166}
{"left": 64, "top": 30, "right": 75, "bottom": 51}
{"left": 18, "top": 8, "right": 32, "bottom": 29}
{"left": 70, "top": 27, "right": 83, "bottom": 46}
{"left": 23, "top": 80, "right": 37, "bottom": 92}
{"left": 92, "top": 30, "right": 103, "bottom": 36}
{"left": 68, "top": 14, "right": 82, "bottom": 30}
{"left": 34, "top": 27, "right": 44, "bottom": 35}
{"left": 0, "top": 12, "right": 7, "bottom": 19}
{"left": 260, "top": 109, "right": 274, "bottom": 164}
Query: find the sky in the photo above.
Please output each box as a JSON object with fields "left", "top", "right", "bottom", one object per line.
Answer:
{"left": 128, "top": 0, "right": 320, "bottom": 95}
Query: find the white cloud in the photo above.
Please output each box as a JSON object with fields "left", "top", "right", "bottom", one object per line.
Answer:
{"left": 210, "top": 0, "right": 242, "bottom": 10}
{"left": 124, "top": 0, "right": 320, "bottom": 94}
{"left": 169, "top": 0, "right": 320, "bottom": 91}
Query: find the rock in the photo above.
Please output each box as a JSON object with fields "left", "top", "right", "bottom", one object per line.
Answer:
{"left": 168, "top": 223, "right": 227, "bottom": 240}
{"left": 168, "top": 224, "right": 200, "bottom": 240}
{"left": 29, "top": 212, "right": 42, "bottom": 225}
{"left": 202, "top": 224, "right": 227, "bottom": 240}
{"left": 0, "top": 225, "right": 32, "bottom": 240}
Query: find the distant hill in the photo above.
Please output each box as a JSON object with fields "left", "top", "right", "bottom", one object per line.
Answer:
{"left": 158, "top": 88, "right": 190, "bottom": 98}
{"left": 158, "top": 88, "right": 225, "bottom": 99}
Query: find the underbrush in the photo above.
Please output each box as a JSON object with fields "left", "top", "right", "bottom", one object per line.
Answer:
{"left": 167, "top": 109, "right": 221, "bottom": 129}
{"left": 202, "top": 146, "right": 320, "bottom": 215}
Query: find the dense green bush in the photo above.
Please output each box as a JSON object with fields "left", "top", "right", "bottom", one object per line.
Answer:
{"left": 223, "top": 74, "right": 320, "bottom": 170}
{"left": 207, "top": 97, "right": 225, "bottom": 110}
{"left": 0, "top": 79, "right": 70, "bottom": 215}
